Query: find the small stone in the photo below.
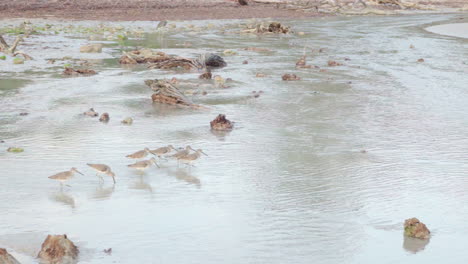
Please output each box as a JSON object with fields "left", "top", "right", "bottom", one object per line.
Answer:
{"left": 282, "top": 73, "right": 301, "bottom": 81}
{"left": 205, "top": 54, "right": 227, "bottom": 68}
{"left": 80, "top": 44, "right": 103, "bottom": 53}
{"left": 19, "top": 112, "right": 28, "bottom": 116}
{"left": 38, "top": 234, "right": 79, "bottom": 264}
{"left": 327, "top": 60, "right": 343, "bottom": 67}
{"left": 7, "top": 147, "right": 24, "bottom": 153}
{"left": 0, "top": 248, "right": 21, "bottom": 264}
{"left": 410, "top": 44, "right": 415, "bottom": 49}
{"left": 404, "top": 218, "right": 430, "bottom": 239}
{"left": 210, "top": 114, "right": 234, "bottom": 131}
{"left": 242, "top": 60, "right": 248, "bottom": 64}
{"left": 0, "top": 140, "right": 4, "bottom": 143}
{"left": 417, "top": 58, "right": 425, "bottom": 63}
{"left": 99, "top": 113, "right": 110, "bottom": 122}
{"left": 298, "top": 32, "right": 305, "bottom": 36}
{"left": 121, "top": 117, "right": 133, "bottom": 125}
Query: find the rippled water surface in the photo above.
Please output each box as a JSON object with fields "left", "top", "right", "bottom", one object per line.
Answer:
{"left": 0, "top": 14, "right": 467, "bottom": 264}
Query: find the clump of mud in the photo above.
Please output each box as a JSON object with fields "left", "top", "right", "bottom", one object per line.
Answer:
{"left": 210, "top": 114, "right": 234, "bottom": 131}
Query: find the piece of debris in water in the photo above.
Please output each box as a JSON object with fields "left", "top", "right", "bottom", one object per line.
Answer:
{"left": 410, "top": 44, "right": 415, "bottom": 49}
{"left": 243, "top": 47, "right": 271, "bottom": 52}
{"left": 404, "top": 218, "right": 430, "bottom": 239}
{"left": 99, "top": 113, "right": 110, "bottom": 123}
{"left": 19, "top": 112, "right": 28, "bottom": 116}
{"left": 243, "top": 60, "right": 248, "bottom": 64}
{"left": 328, "top": 60, "right": 343, "bottom": 67}
{"left": 210, "top": 114, "right": 234, "bottom": 131}
{"left": 7, "top": 147, "right": 24, "bottom": 153}
{"left": 38, "top": 234, "right": 79, "bottom": 264}
{"left": 199, "top": 72, "right": 212, "bottom": 79}
{"left": 417, "top": 58, "right": 425, "bottom": 63}
{"left": 121, "top": 117, "right": 133, "bottom": 125}
{"left": 282, "top": 74, "right": 301, "bottom": 81}
{"left": 103, "top": 248, "right": 112, "bottom": 255}
{"left": 84, "top": 108, "right": 98, "bottom": 117}
{"left": 252, "top": 90, "right": 264, "bottom": 98}
{"left": 256, "top": 73, "right": 266, "bottom": 78}
{"left": 63, "top": 67, "right": 97, "bottom": 76}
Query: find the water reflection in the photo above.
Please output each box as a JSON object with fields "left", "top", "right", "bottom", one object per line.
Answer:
{"left": 129, "top": 175, "right": 153, "bottom": 193}
{"left": 210, "top": 129, "right": 231, "bottom": 141}
{"left": 91, "top": 183, "right": 115, "bottom": 201}
{"left": 402, "top": 236, "right": 430, "bottom": 253}
{"left": 173, "top": 169, "right": 201, "bottom": 187}
{"left": 50, "top": 191, "right": 75, "bottom": 209}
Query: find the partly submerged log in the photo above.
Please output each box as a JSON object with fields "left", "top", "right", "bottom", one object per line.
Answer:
{"left": 37, "top": 234, "right": 79, "bottom": 264}
{"left": 0, "top": 248, "right": 21, "bottom": 264}
{"left": 210, "top": 114, "right": 234, "bottom": 131}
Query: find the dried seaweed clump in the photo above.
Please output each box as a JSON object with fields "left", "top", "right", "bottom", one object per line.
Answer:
{"left": 242, "top": 22, "right": 292, "bottom": 34}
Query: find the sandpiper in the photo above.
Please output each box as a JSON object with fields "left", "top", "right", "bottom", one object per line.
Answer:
{"left": 171, "top": 146, "right": 194, "bottom": 159}
{"left": 48, "top": 167, "right": 83, "bottom": 186}
{"left": 149, "top": 145, "right": 177, "bottom": 159}
{"left": 87, "top": 163, "right": 116, "bottom": 183}
{"left": 126, "top": 148, "right": 151, "bottom": 159}
{"left": 178, "top": 149, "right": 207, "bottom": 167}
{"left": 127, "top": 157, "right": 160, "bottom": 171}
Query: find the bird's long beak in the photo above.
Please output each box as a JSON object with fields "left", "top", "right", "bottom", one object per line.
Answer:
{"left": 76, "top": 170, "right": 84, "bottom": 175}
{"left": 200, "top": 150, "right": 208, "bottom": 156}
{"left": 189, "top": 146, "right": 196, "bottom": 152}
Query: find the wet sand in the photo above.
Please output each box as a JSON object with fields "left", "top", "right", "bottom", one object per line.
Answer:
{"left": 425, "top": 22, "right": 468, "bottom": 38}
{"left": 0, "top": 0, "right": 466, "bottom": 21}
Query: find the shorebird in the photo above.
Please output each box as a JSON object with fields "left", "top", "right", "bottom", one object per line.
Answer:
{"left": 48, "top": 167, "right": 83, "bottom": 186}
{"left": 126, "top": 148, "right": 151, "bottom": 159}
{"left": 178, "top": 149, "right": 207, "bottom": 167}
{"left": 171, "top": 146, "right": 194, "bottom": 159}
{"left": 83, "top": 108, "right": 98, "bottom": 117}
{"left": 87, "top": 163, "right": 116, "bottom": 183}
{"left": 127, "top": 157, "right": 160, "bottom": 171}
{"left": 149, "top": 145, "right": 177, "bottom": 159}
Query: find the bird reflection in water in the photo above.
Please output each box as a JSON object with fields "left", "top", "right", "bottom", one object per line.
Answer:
{"left": 174, "top": 169, "right": 201, "bottom": 188}
{"left": 91, "top": 182, "right": 115, "bottom": 201}
{"left": 129, "top": 175, "right": 153, "bottom": 193}
{"left": 210, "top": 129, "right": 231, "bottom": 141}
{"left": 50, "top": 191, "right": 75, "bottom": 209}
{"left": 403, "top": 236, "right": 430, "bottom": 253}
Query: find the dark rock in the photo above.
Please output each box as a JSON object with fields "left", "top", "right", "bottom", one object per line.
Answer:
{"left": 199, "top": 72, "right": 212, "bottom": 79}
{"left": 204, "top": 54, "right": 227, "bottom": 68}
{"left": 238, "top": 0, "right": 248, "bottom": 5}
{"left": 37, "top": 234, "right": 79, "bottom": 264}
{"left": 19, "top": 112, "right": 28, "bottom": 116}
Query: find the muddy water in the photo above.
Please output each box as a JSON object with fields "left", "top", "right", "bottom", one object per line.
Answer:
{"left": 1, "top": 14, "right": 467, "bottom": 264}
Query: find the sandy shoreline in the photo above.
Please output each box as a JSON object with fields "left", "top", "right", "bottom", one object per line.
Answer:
{"left": 0, "top": 0, "right": 466, "bottom": 21}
